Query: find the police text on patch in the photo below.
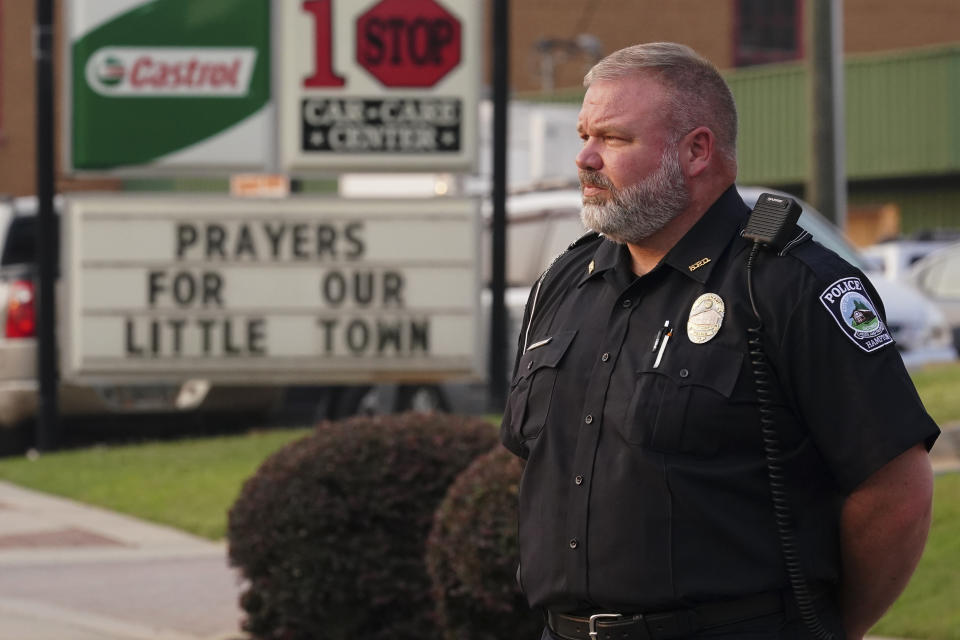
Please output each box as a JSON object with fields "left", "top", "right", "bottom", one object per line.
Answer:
{"left": 818, "top": 277, "right": 893, "bottom": 353}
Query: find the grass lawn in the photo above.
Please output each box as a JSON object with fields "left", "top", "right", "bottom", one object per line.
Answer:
{"left": 0, "top": 426, "right": 311, "bottom": 540}
{"left": 871, "top": 473, "right": 960, "bottom": 640}
{"left": 910, "top": 361, "right": 960, "bottom": 427}
{"left": 0, "top": 361, "right": 956, "bottom": 637}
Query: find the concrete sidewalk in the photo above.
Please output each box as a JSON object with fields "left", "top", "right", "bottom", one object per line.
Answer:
{"left": 0, "top": 425, "right": 956, "bottom": 640}
{"left": 0, "top": 481, "right": 246, "bottom": 640}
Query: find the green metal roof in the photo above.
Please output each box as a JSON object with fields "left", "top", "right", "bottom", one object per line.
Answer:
{"left": 728, "top": 44, "right": 960, "bottom": 185}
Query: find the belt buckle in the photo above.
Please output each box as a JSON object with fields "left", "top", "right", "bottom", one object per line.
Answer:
{"left": 588, "top": 613, "right": 624, "bottom": 640}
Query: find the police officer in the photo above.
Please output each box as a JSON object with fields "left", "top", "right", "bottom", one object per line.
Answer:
{"left": 500, "top": 42, "right": 939, "bottom": 640}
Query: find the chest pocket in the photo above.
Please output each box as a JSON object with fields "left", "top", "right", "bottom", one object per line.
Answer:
{"left": 507, "top": 330, "right": 577, "bottom": 441}
{"left": 623, "top": 342, "right": 744, "bottom": 457}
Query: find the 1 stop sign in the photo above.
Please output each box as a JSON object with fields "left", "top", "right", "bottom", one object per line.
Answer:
{"left": 356, "top": 0, "right": 462, "bottom": 87}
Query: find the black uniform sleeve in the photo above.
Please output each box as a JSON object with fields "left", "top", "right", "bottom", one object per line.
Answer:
{"left": 773, "top": 252, "right": 940, "bottom": 494}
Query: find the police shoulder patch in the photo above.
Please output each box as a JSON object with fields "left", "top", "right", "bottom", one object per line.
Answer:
{"left": 819, "top": 277, "right": 893, "bottom": 352}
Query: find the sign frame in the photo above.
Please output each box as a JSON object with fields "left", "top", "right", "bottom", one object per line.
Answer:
{"left": 61, "top": 194, "right": 483, "bottom": 384}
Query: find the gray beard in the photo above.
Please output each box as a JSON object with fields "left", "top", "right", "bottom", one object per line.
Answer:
{"left": 579, "top": 145, "right": 689, "bottom": 244}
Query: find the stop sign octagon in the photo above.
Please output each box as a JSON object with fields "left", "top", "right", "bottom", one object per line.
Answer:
{"left": 356, "top": 0, "right": 462, "bottom": 87}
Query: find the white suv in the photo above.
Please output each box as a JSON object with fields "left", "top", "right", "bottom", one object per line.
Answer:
{"left": 499, "top": 186, "right": 955, "bottom": 371}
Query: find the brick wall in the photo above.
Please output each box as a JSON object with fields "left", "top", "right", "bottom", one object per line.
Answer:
{"left": 510, "top": 0, "right": 734, "bottom": 92}
{"left": 844, "top": 0, "right": 960, "bottom": 54}
{"left": 0, "top": 0, "right": 119, "bottom": 196}
{"left": 505, "top": 0, "right": 960, "bottom": 93}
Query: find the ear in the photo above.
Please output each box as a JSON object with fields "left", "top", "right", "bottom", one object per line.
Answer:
{"left": 680, "top": 126, "right": 716, "bottom": 178}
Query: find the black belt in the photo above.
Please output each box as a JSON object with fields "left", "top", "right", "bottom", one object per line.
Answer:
{"left": 547, "top": 590, "right": 787, "bottom": 640}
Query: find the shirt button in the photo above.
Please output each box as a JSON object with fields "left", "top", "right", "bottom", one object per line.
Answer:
{"left": 679, "top": 368, "right": 690, "bottom": 378}
{"left": 527, "top": 361, "right": 533, "bottom": 370}
{"left": 584, "top": 414, "right": 593, "bottom": 425}
{"left": 621, "top": 299, "right": 632, "bottom": 308}
{"left": 601, "top": 352, "right": 610, "bottom": 362}
{"left": 575, "top": 475, "right": 584, "bottom": 485}
{"left": 569, "top": 538, "right": 579, "bottom": 549}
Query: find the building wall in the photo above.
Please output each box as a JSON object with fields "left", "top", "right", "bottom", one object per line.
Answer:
{"left": 508, "top": 0, "right": 960, "bottom": 93}
{"left": 844, "top": 0, "right": 960, "bottom": 55}
{"left": 509, "top": 0, "right": 734, "bottom": 92}
{"left": 0, "top": 0, "right": 120, "bottom": 196}
{"left": 0, "top": 0, "right": 39, "bottom": 196}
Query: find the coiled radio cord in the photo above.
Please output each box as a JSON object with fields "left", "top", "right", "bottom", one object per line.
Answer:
{"left": 746, "top": 242, "right": 835, "bottom": 640}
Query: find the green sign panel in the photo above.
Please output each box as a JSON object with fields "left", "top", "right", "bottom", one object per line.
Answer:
{"left": 70, "top": 0, "right": 271, "bottom": 171}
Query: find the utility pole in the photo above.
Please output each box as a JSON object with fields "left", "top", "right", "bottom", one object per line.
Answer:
{"left": 35, "top": 0, "right": 60, "bottom": 451}
{"left": 488, "top": 0, "right": 509, "bottom": 410}
{"left": 806, "top": 0, "right": 847, "bottom": 229}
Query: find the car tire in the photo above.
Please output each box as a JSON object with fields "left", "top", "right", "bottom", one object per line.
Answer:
{"left": 394, "top": 384, "right": 449, "bottom": 413}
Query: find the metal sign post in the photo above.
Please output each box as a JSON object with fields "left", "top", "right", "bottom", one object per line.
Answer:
{"left": 35, "top": 0, "right": 60, "bottom": 450}
{"left": 488, "top": 0, "right": 509, "bottom": 410}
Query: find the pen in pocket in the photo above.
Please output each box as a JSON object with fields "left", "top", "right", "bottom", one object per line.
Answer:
{"left": 653, "top": 327, "right": 673, "bottom": 368}
{"left": 651, "top": 320, "right": 669, "bottom": 352}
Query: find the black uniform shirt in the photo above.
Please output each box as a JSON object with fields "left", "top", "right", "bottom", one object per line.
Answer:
{"left": 501, "top": 185, "right": 940, "bottom": 613}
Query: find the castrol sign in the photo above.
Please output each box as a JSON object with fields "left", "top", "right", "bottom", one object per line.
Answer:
{"left": 68, "top": 0, "right": 270, "bottom": 172}
{"left": 85, "top": 47, "right": 258, "bottom": 97}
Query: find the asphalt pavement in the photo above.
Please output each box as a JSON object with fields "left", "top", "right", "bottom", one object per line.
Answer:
{"left": 0, "top": 425, "right": 957, "bottom": 640}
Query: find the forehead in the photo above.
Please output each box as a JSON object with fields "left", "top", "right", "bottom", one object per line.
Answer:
{"left": 577, "top": 75, "right": 671, "bottom": 133}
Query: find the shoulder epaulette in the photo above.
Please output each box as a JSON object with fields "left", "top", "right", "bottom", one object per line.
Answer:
{"left": 777, "top": 224, "right": 812, "bottom": 256}
{"left": 568, "top": 230, "right": 602, "bottom": 251}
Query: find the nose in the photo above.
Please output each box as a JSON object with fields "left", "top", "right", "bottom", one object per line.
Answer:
{"left": 576, "top": 139, "right": 602, "bottom": 171}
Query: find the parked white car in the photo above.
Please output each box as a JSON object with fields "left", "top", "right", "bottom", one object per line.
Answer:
{"left": 861, "top": 239, "right": 954, "bottom": 281}
{"left": 906, "top": 242, "right": 960, "bottom": 354}
{"left": 496, "top": 186, "right": 955, "bottom": 370}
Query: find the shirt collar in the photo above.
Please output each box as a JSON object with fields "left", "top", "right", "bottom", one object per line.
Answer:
{"left": 577, "top": 235, "right": 621, "bottom": 287}
{"left": 577, "top": 184, "right": 748, "bottom": 287}
{"left": 662, "top": 184, "right": 748, "bottom": 283}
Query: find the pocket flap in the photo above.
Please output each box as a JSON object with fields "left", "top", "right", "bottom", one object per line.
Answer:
{"left": 516, "top": 330, "right": 577, "bottom": 381}
{"left": 639, "top": 342, "right": 743, "bottom": 398}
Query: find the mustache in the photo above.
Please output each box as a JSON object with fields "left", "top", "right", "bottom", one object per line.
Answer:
{"left": 579, "top": 170, "right": 614, "bottom": 190}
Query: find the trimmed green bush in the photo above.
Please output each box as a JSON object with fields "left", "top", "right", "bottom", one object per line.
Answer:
{"left": 227, "top": 412, "right": 498, "bottom": 640}
{"left": 426, "top": 446, "right": 542, "bottom": 640}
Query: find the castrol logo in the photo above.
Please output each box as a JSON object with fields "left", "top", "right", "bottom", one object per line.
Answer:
{"left": 85, "top": 47, "right": 257, "bottom": 97}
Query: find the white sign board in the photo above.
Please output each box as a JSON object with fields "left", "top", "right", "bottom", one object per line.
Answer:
{"left": 277, "top": 0, "right": 481, "bottom": 173}
{"left": 63, "top": 196, "right": 481, "bottom": 383}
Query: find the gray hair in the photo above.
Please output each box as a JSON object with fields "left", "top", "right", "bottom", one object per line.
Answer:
{"left": 584, "top": 42, "right": 738, "bottom": 166}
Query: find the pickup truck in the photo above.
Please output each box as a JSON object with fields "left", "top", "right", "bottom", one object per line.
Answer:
{"left": 0, "top": 196, "right": 283, "bottom": 437}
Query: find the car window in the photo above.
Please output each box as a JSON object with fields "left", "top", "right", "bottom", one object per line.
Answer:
{"left": 795, "top": 211, "right": 865, "bottom": 269}
{"left": 737, "top": 186, "right": 866, "bottom": 270}
{"left": 916, "top": 252, "right": 960, "bottom": 299}
{"left": 0, "top": 215, "right": 60, "bottom": 269}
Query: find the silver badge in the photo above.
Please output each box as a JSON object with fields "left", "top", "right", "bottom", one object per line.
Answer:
{"left": 687, "top": 293, "right": 725, "bottom": 344}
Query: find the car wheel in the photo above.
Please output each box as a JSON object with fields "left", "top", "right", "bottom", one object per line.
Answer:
{"left": 395, "top": 385, "right": 449, "bottom": 413}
